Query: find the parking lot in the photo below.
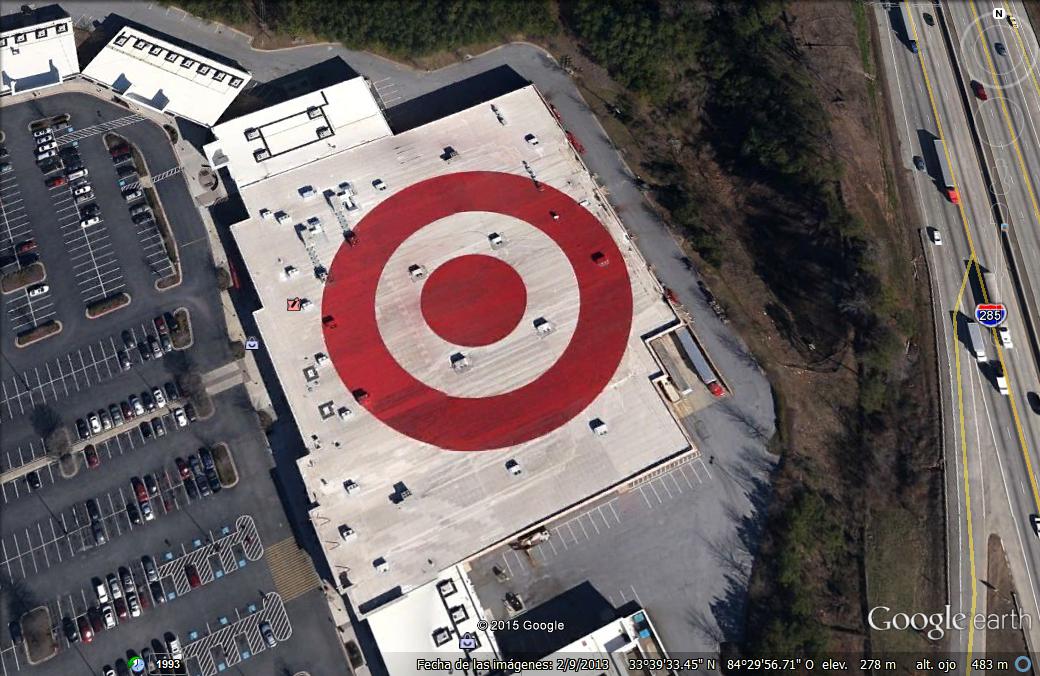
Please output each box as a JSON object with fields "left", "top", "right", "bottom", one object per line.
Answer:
{"left": 467, "top": 454, "right": 759, "bottom": 655}
{"left": 0, "top": 92, "right": 349, "bottom": 676}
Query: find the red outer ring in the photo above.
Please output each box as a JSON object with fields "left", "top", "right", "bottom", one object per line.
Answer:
{"left": 321, "top": 171, "right": 633, "bottom": 451}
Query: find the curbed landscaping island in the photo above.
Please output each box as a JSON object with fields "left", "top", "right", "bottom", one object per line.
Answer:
{"left": 22, "top": 606, "right": 57, "bottom": 665}
{"left": 15, "top": 320, "right": 62, "bottom": 348}
{"left": 1, "top": 262, "right": 46, "bottom": 294}
{"left": 211, "top": 443, "right": 238, "bottom": 488}
{"left": 85, "top": 292, "right": 131, "bottom": 319}
{"left": 171, "top": 307, "right": 193, "bottom": 349}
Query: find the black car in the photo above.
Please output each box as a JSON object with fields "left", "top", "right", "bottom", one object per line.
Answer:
{"left": 206, "top": 468, "right": 222, "bottom": 493}
{"left": 126, "top": 502, "right": 142, "bottom": 525}
{"left": 996, "top": 42, "right": 1007, "bottom": 56}
{"left": 122, "top": 330, "right": 135, "bottom": 351}
{"left": 184, "top": 402, "right": 198, "bottom": 423}
{"left": 132, "top": 212, "right": 153, "bottom": 225}
{"left": 116, "top": 164, "right": 137, "bottom": 178}
{"left": 184, "top": 474, "right": 199, "bottom": 500}
{"left": 164, "top": 311, "right": 179, "bottom": 332}
{"left": 159, "top": 333, "right": 173, "bottom": 353}
{"left": 8, "top": 620, "right": 23, "bottom": 645}
{"left": 139, "top": 340, "right": 152, "bottom": 361}
{"left": 86, "top": 498, "right": 101, "bottom": 522}
{"left": 81, "top": 203, "right": 101, "bottom": 217}
{"left": 164, "top": 382, "right": 180, "bottom": 401}
{"left": 38, "top": 158, "right": 62, "bottom": 174}
{"left": 1028, "top": 391, "right": 1040, "bottom": 415}
{"left": 140, "top": 421, "right": 153, "bottom": 440}
{"left": 119, "top": 350, "right": 132, "bottom": 371}
{"left": 151, "top": 418, "right": 165, "bottom": 437}
{"left": 77, "top": 418, "right": 91, "bottom": 440}
{"left": 25, "top": 471, "right": 41, "bottom": 490}
{"left": 149, "top": 581, "right": 165, "bottom": 605}
{"left": 199, "top": 448, "right": 215, "bottom": 471}
{"left": 62, "top": 616, "right": 79, "bottom": 643}
{"left": 111, "top": 153, "right": 132, "bottom": 164}
{"left": 913, "top": 156, "right": 925, "bottom": 171}
{"left": 59, "top": 147, "right": 79, "bottom": 160}
{"left": 142, "top": 391, "right": 155, "bottom": 411}
{"left": 144, "top": 474, "right": 159, "bottom": 497}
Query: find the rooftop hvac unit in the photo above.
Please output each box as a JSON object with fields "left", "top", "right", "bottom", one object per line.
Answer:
{"left": 337, "top": 406, "right": 353, "bottom": 421}
{"left": 408, "top": 264, "right": 427, "bottom": 281}
{"left": 253, "top": 148, "right": 270, "bottom": 161}
{"left": 373, "top": 558, "right": 389, "bottom": 573}
{"left": 307, "top": 106, "right": 322, "bottom": 119}
{"left": 450, "top": 606, "right": 469, "bottom": 623}
{"left": 491, "top": 104, "right": 506, "bottom": 125}
{"left": 275, "top": 211, "right": 291, "bottom": 224}
{"left": 432, "top": 628, "right": 451, "bottom": 647}
{"left": 316, "top": 126, "right": 332, "bottom": 139}
{"left": 437, "top": 579, "right": 457, "bottom": 597}
{"left": 284, "top": 265, "right": 299, "bottom": 278}
{"left": 314, "top": 352, "right": 330, "bottom": 366}
{"left": 590, "top": 418, "right": 609, "bottom": 435}
{"left": 450, "top": 353, "right": 470, "bottom": 374}
{"left": 302, "top": 366, "right": 319, "bottom": 382}
{"left": 441, "top": 146, "right": 458, "bottom": 161}
{"left": 533, "top": 317, "right": 555, "bottom": 336}
{"left": 338, "top": 525, "right": 356, "bottom": 541}
{"left": 259, "top": 208, "right": 272, "bottom": 220}
{"left": 244, "top": 127, "right": 260, "bottom": 141}
{"left": 372, "top": 178, "right": 387, "bottom": 191}
{"left": 318, "top": 401, "right": 335, "bottom": 419}
{"left": 299, "top": 186, "right": 317, "bottom": 200}
{"left": 488, "top": 232, "right": 506, "bottom": 250}
{"left": 343, "top": 479, "right": 361, "bottom": 494}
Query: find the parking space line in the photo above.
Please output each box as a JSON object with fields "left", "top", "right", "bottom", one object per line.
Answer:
{"left": 608, "top": 500, "right": 621, "bottom": 524}
{"left": 565, "top": 522, "right": 580, "bottom": 545}
{"left": 648, "top": 481, "right": 663, "bottom": 504}
{"left": 657, "top": 476, "right": 673, "bottom": 499}
{"left": 578, "top": 514, "right": 593, "bottom": 538}
{"left": 638, "top": 485, "right": 653, "bottom": 509}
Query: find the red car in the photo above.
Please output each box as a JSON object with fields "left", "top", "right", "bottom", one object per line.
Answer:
{"left": 45, "top": 175, "right": 67, "bottom": 188}
{"left": 972, "top": 80, "right": 988, "bottom": 101}
{"left": 131, "top": 477, "right": 148, "bottom": 504}
{"left": 185, "top": 563, "right": 201, "bottom": 589}
{"left": 77, "top": 616, "right": 93, "bottom": 643}
{"left": 175, "top": 457, "right": 191, "bottom": 481}
{"left": 109, "top": 143, "right": 130, "bottom": 157}
{"left": 15, "top": 239, "right": 36, "bottom": 255}
{"left": 345, "top": 230, "right": 359, "bottom": 247}
{"left": 84, "top": 445, "right": 100, "bottom": 469}
{"left": 88, "top": 607, "right": 104, "bottom": 634}
{"left": 114, "top": 598, "right": 128, "bottom": 620}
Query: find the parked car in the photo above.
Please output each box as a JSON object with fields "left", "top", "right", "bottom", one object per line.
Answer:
{"left": 173, "top": 408, "right": 188, "bottom": 428}
{"left": 15, "top": 239, "right": 36, "bottom": 255}
{"left": 84, "top": 445, "right": 100, "bottom": 469}
{"left": 142, "top": 391, "right": 155, "bottom": 411}
{"left": 111, "top": 152, "right": 132, "bottom": 164}
{"left": 38, "top": 158, "right": 62, "bottom": 174}
{"left": 45, "top": 175, "right": 67, "bottom": 188}
{"left": 122, "top": 330, "right": 136, "bottom": 350}
{"left": 164, "top": 381, "right": 180, "bottom": 401}
{"left": 93, "top": 521, "right": 107, "bottom": 545}
{"left": 77, "top": 418, "right": 91, "bottom": 440}
{"left": 27, "top": 283, "right": 48, "bottom": 298}
{"left": 25, "top": 471, "right": 41, "bottom": 490}
{"left": 123, "top": 188, "right": 144, "bottom": 202}
{"left": 144, "top": 474, "right": 159, "bottom": 497}
{"left": 88, "top": 607, "right": 105, "bottom": 634}
{"left": 185, "top": 563, "right": 202, "bottom": 589}
{"left": 78, "top": 616, "right": 94, "bottom": 644}
{"left": 127, "top": 592, "right": 141, "bottom": 618}
{"left": 140, "top": 421, "right": 153, "bottom": 440}
{"left": 119, "top": 350, "right": 132, "bottom": 371}
{"left": 8, "top": 621, "right": 22, "bottom": 645}
{"left": 114, "top": 598, "right": 128, "bottom": 620}
{"left": 132, "top": 212, "right": 153, "bottom": 225}
{"left": 32, "top": 127, "right": 52, "bottom": 138}
{"left": 996, "top": 42, "right": 1007, "bottom": 55}
{"left": 159, "top": 333, "right": 173, "bottom": 353}
{"left": 101, "top": 604, "right": 116, "bottom": 629}
{"left": 139, "top": 340, "right": 152, "bottom": 361}
{"left": 131, "top": 478, "right": 148, "bottom": 505}
{"left": 129, "top": 203, "right": 150, "bottom": 217}
{"left": 88, "top": 413, "right": 101, "bottom": 434}
{"left": 130, "top": 395, "right": 144, "bottom": 416}
{"left": 98, "top": 409, "right": 112, "bottom": 431}
{"left": 62, "top": 616, "right": 79, "bottom": 643}
{"left": 121, "top": 400, "right": 134, "bottom": 420}
{"left": 151, "top": 418, "right": 166, "bottom": 437}
{"left": 259, "top": 621, "right": 276, "bottom": 647}
{"left": 66, "top": 167, "right": 88, "bottom": 181}
{"left": 153, "top": 388, "right": 167, "bottom": 408}
{"left": 126, "top": 502, "right": 142, "bottom": 525}
{"left": 148, "top": 335, "right": 163, "bottom": 359}
{"left": 72, "top": 184, "right": 92, "bottom": 196}
{"left": 86, "top": 498, "right": 102, "bottom": 522}
{"left": 142, "top": 555, "right": 159, "bottom": 582}
{"left": 80, "top": 215, "right": 101, "bottom": 228}
{"left": 184, "top": 402, "right": 198, "bottom": 423}
{"left": 109, "top": 404, "right": 123, "bottom": 426}
{"left": 109, "top": 143, "right": 130, "bottom": 156}
{"left": 149, "top": 581, "right": 165, "bottom": 605}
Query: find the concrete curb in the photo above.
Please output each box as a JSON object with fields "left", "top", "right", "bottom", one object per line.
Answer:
{"left": 172, "top": 306, "right": 195, "bottom": 350}
{"left": 85, "top": 291, "right": 132, "bottom": 319}
{"left": 14, "top": 320, "right": 63, "bottom": 349}
{"left": 0, "top": 262, "right": 47, "bottom": 295}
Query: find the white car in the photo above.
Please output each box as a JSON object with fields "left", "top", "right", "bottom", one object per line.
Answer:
{"left": 80, "top": 216, "right": 101, "bottom": 228}
{"left": 101, "top": 604, "right": 116, "bottom": 629}
{"left": 173, "top": 408, "right": 187, "bottom": 427}
{"left": 166, "top": 636, "right": 182, "bottom": 660}
{"left": 72, "top": 184, "right": 92, "bottom": 196}
{"left": 997, "top": 325, "right": 1013, "bottom": 349}
{"left": 929, "top": 228, "right": 943, "bottom": 245}
{"left": 36, "top": 141, "right": 57, "bottom": 152}
{"left": 88, "top": 413, "right": 102, "bottom": 434}
{"left": 152, "top": 388, "right": 167, "bottom": 408}
{"left": 36, "top": 149, "right": 57, "bottom": 161}
{"left": 27, "top": 284, "right": 48, "bottom": 298}
{"left": 32, "top": 127, "right": 52, "bottom": 138}
{"left": 34, "top": 134, "right": 53, "bottom": 144}
{"left": 130, "top": 396, "right": 145, "bottom": 416}
{"left": 67, "top": 168, "right": 88, "bottom": 181}
{"left": 1031, "top": 514, "right": 1040, "bottom": 537}
{"left": 1009, "top": 15, "right": 1018, "bottom": 28}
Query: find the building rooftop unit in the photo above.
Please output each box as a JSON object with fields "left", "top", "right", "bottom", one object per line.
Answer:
{"left": 81, "top": 24, "right": 250, "bottom": 126}
{"left": 0, "top": 4, "right": 78, "bottom": 97}
{"left": 228, "top": 82, "right": 691, "bottom": 613}
{"left": 205, "top": 75, "right": 391, "bottom": 188}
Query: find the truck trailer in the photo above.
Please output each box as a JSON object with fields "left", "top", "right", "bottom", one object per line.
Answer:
{"left": 934, "top": 139, "right": 961, "bottom": 204}
{"left": 967, "top": 320, "right": 986, "bottom": 362}
{"left": 899, "top": 2, "right": 919, "bottom": 53}
{"left": 676, "top": 327, "right": 726, "bottom": 397}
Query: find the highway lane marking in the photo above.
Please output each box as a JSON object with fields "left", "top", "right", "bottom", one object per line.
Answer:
{"left": 967, "top": 0, "right": 1040, "bottom": 523}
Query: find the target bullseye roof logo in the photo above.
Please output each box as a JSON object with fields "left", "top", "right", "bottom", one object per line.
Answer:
{"left": 321, "top": 171, "right": 633, "bottom": 451}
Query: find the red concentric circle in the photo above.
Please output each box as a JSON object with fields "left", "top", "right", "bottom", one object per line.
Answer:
{"left": 321, "top": 171, "right": 632, "bottom": 451}
{"left": 420, "top": 254, "right": 528, "bottom": 347}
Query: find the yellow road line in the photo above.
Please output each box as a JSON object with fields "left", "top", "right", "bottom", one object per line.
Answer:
{"left": 966, "top": 0, "right": 1040, "bottom": 513}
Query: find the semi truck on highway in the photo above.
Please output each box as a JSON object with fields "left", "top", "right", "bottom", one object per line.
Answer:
{"left": 967, "top": 320, "right": 986, "bottom": 362}
{"left": 899, "top": 2, "right": 919, "bottom": 53}
{"left": 982, "top": 270, "right": 999, "bottom": 304}
{"left": 934, "top": 139, "right": 961, "bottom": 204}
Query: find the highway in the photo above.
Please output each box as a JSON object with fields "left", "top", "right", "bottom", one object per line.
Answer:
{"left": 875, "top": 0, "right": 1040, "bottom": 663}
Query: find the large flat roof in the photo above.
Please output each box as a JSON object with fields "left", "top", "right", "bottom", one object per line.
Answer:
{"left": 81, "top": 25, "right": 250, "bottom": 126}
{"left": 0, "top": 9, "right": 77, "bottom": 96}
{"left": 230, "top": 84, "right": 691, "bottom": 611}
{"left": 205, "top": 76, "right": 391, "bottom": 188}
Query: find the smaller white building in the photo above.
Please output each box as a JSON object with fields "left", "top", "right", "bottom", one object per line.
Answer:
{"left": 366, "top": 565, "right": 500, "bottom": 675}
{"left": 0, "top": 4, "right": 79, "bottom": 97}
{"left": 82, "top": 25, "right": 250, "bottom": 126}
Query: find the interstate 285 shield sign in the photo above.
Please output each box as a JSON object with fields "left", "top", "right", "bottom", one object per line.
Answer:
{"left": 975, "top": 303, "right": 1007, "bottom": 328}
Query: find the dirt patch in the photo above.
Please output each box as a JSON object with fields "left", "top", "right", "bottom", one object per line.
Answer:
{"left": 1, "top": 262, "right": 46, "bottom": 294}
{"left": 986, "top": 534, "right": 1032, "bottom": 660}
{"left": 212, "top": 443, "right": 238, "bottom": 488}
{"left": 85, "top": 291, "right": 131, "bottom": 319}
{"left": 15, "top": 320, "right": 62, "bottom": 348}
{"left": 21, "top": 606, "right": 56, "bottom": 665}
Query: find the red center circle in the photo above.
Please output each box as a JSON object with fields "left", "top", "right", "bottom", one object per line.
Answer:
{"left": 420, "top": 255, "right": 527, "bottom": 347}
{"left": 321, "top": 171, "right": 632, "bottom": 452}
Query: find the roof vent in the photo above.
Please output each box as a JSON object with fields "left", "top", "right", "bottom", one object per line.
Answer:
{"left": 244, "top": 127, "right": 260, "bottom": 141}
{"left": 450, "top": 353, "right": 470, "bottom": 374}
{"left": 307, "top": 106, "right": 322, "bottom": 119}
{"left": 253, "top": 148, "right": 270, "bottom": 161}
{"left": 408, "top": 264, "right": 427, "bottom": 281}
{"left": 316, "top": 126, "right": 332, "bottom": 139}
{"left": 533, "top": 317, "right": 555, "bottom": 336}
{"left": 437, "top": 579, "right": 457, "bottom": 597}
